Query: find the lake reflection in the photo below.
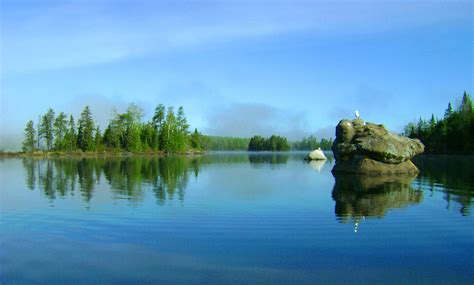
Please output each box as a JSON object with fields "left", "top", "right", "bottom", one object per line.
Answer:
{"left": 1, "top": 153, "right": 473, "bottom": 284}
{"left": 332, "top": 174, "right": 423, "bottom": 221}
{"left": 19, "top": 154, "right": 471, "bottom": 217}
{"left": 21, "top": 156, "right": 197, "bottom": 204}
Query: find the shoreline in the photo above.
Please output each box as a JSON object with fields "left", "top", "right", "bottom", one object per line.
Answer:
{"left": 0, "top": 149, "right": 205, "bottom": 158}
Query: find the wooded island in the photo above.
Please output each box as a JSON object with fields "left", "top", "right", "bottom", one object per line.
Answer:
{"left": 18, "top": 103, "right": 334, "bottom": 156}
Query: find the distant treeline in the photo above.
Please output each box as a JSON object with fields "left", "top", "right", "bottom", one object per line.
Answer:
{"left": 404, "top": 91, "right": 473, "bottom": 154}
{"left": 200, "top": 136, "right": 250, "bottom": 151}
{"left": 200, "top": 135, "right": 335, "bottom": 152}
{"left": 248, "top": 135, "right": 290, "bottom": 151}
{"left": 22, "top": 104, "right": 203, "bottom": 153}
{"left": 291, "top": 135, "right": 334, "bottom": 150}
{"left": 21, "top": 103, "right": 334, "bottom": 154}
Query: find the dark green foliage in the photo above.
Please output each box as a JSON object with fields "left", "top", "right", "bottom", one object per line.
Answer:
{"left": 140, "top": 123, "right": 158, "bottom": 151}
{"left": 77, "top": 106, "right": 95, "bottom": 151}
{"left": 291, "top": 135, "right": 334, "bottom": 150}
{"left": 22, "top": 120, "right": 37, "bottom": 152}
{"left": 199, "top": 136, "right": 250, "bottom": 151}
{"left": 161, "top": 107, "right": 177, "bottom": 152}
{"left": 152, "top": 104, "right": 165, "bottom": 131}
{"left": 99, "top": 103, "right": 191, "bottom": 153}
{"left": 190, "top": 128, "right": 201, "bottom": 149}
{"left": 39, "top": 108, "right": 55, "bottom": 151}
{"left": 94, "top": 127, "right": 102, "bottom": 151}
{"left": 64, "top": 115, "right": 77, "bottom": 150}
{"left": 176, "top": 106, "right": 190, "bottom": 151}
{"left": 248, "top": 135, "right": 290, "bottom": 151}
{"left": 103, "top": 125, "right": 119, "bottom": 149}
{"left": 21, "top": 102, "right": 297, "bottom": 154}
{"left": 53, "top": 112, "right": 68, "bottom": 150}
{"left": 404, "top": 91, "right": 473, "bottom": 154}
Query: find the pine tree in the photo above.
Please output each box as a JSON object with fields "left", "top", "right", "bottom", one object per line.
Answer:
{"left": 22, "top": 120, "right": 37, "bottom": 152}
{"left": 152, "top": 104, "right": 165, "bottom": 150}
{"left": 404, "top": 92, "right": 474, "bottom": 154}
{"left": 37, "top": 115, "right": 41, "bottom": 150}
{"left": 64, "top": 115, "right": 77, "bottom": 151}
{"left": 77, "top": 106, "right": 95, "bottom": 151}
{"left": 176, "top": 106, "right": 190, "bottom": 151}
{"left": 460, "top": 91, "right": 472, "bottom": 114}
{"left": 39, "top": 108, "right": 55, "bottom": 151}
{"left": 124, "top": 125, "right": 142, "bottom": 152}
{"left": 123, "top": 104, "right": 143, "bottom": 152}
{"left": 190, "top": 128, "right": 201, "bottom": 149}
{"left": 152, "top": 104, "right": 165, "bottom": 131}
{"left": 444, "top": 102, "right": 453, "bottom": 119}
{"left": 53, "top": 112, "right": 68, "bottom": 150}
{"left": 162, "top": 107, "right": 177, "bottom": 152}
{"left": 94, "top": 126, "right": 102, "bottom": 151}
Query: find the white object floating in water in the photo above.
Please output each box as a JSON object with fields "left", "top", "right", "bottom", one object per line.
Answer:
{"left": 307, "top": 148, "right": 327, "bottom": 161}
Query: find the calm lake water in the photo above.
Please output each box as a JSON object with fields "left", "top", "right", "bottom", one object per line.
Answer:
{"left": 1, "top": 152, "right": 473, "bottom": 284}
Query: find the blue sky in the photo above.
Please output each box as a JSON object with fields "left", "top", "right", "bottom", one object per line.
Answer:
{"left": 0, "top": 0, "right": 472, "bottom": 150}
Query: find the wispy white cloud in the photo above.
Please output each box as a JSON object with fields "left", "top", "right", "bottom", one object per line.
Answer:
{"left": 2, "top": 0, "right": 471, "bottom": 73}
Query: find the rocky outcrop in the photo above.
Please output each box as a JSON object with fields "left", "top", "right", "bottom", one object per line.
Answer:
{"left": 305, "top": 148, "right": 327, "bottom": 161}
{"left": 331, "top": 118, "right": 424, "bottom": 175}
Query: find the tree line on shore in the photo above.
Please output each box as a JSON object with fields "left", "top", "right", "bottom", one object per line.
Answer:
{"left": 21, "top": 103, "right": 336, "bottom": 154}
{"left": 199, "top": 136, "right": 250, "bottom": 151}
{"left": 22, "top": 104, "right": 200, "bottom": 153}
{"left": 291, "top": 135, "right": 334, "bottom": 151}
{"left": 404, "top": 91, "right": 473, "bottom": 154}
{"left": 248, "top": 135, "right": 290, "bottom": 151}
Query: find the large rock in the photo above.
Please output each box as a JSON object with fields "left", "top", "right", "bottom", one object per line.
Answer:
{"left": 332, "top": 118, "right": 424, "bottom": 174}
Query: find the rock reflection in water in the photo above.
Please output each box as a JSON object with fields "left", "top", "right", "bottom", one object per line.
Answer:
{"left": 308, "top": 160, "right": 326, "bottom": 172}
{"left": 332, "top": 174, "right": 423, "bottom": 230}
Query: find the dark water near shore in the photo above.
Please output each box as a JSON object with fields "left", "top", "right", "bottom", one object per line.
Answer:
{"left": 1, "top": 152, "right": 473, "bottom": 284}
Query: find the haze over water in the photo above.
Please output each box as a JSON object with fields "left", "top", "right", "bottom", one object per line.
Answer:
{"left": 1, "top": 153, "right": 472, "bottom": 284}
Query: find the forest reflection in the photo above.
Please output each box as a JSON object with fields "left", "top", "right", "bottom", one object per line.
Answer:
{"left": 20, "top": 153, "right": 294, "bottom": 204}
{"left": 413, "top": 155, "right": 474, "bottom": 216}
{"left": 20, "top": 154, "right": 473, "bottom": 216}
{"left": 248, "top": 153, "right": 289, "bottom": 167}
{"left": 21, "top": 156, "right": 202, "bottom": 204}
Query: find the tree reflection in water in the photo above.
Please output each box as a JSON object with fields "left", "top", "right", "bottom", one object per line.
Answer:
{"left": 413, "top": 155, "right": 474, "bottom": 216}
{"left": 248, "top": 153, "right": 289, "bottom": 168}
{"left": 21, "top": 156, "right": 201, "bottom": 204}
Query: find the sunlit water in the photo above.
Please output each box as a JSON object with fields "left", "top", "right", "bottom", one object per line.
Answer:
{"left": 1, "top": 152, "right": 473, "bottom": 284}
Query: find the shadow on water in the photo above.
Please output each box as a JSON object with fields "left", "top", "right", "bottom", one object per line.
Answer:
{"left": 413, "top": 155, "right": 474, "bottom": 215}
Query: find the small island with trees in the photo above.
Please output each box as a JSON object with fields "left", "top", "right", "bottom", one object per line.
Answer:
{"left": 15, "top": 102, "right": 332, "bottom": 157}
{"left": 20, "top": 104, "right": 200, "bottom": 156}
